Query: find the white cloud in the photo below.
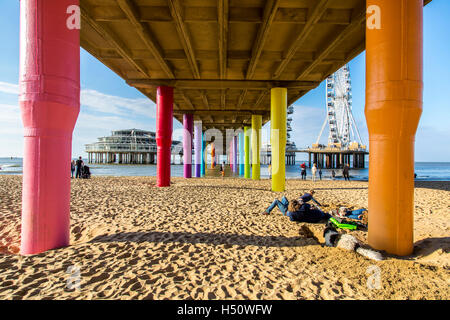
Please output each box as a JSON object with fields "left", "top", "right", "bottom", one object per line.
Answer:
{"left": 0, "top": 82, "right": 19, "bottom": 95}
{"left": 80, "top": 89, "right": 156, "bottom": 117}
{"left": 0, "top": 81, "right": 159, "bottom": 157}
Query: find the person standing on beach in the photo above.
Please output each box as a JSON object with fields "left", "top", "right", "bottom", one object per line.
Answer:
{"left": 343, "top": 163, "right": 350, "bottom": 181}
{"left": 300, "top": 162, "right": 307, "bottom": 180}
{"left": 268, "top": 163, "right": 272, "bottom": 179}
{"left": 220, "top": 161, "right": 225, "bottom": 179}
{"left": 319, "top": 168, "right": 322, "bottom": 180}
{"left": 71, "top": 160, "right": 75, "bottom": 178}
{"left": 331, "top": 170, "right": 336, "bottom": 180}
{"left": 75, "top": 156, "right": 84, "bottom": 179}
{"left": 311, "top": 163, "right": 317, "bottom": 182}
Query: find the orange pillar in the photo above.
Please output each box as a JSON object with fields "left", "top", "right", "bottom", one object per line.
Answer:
{"left": 366, "top": 0, "right": 423, "bottom": 255}
{"left": 211, "top": 143, "right": 215, "bottom": 169}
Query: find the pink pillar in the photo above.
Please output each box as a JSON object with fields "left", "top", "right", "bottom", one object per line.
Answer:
{"left": 156, "top": 86, "right": 173, "bottom": 187}
{"left": 19, "top": 0, "right": 80, "bottom": 254}
{"left": 183, "top": 114, "right": 193, "bottom": 178}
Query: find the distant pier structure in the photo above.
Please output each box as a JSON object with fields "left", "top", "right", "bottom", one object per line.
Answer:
{"left": 301, "top": 63, "right": 368, "bottom": 169}
{"left": 301, "top": 143, "right": 368, "bottom": 169}
{"left": 85, "top": 129, "right": 182, "bottom": 164}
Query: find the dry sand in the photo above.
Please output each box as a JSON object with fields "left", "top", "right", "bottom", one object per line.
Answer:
{"left": 0, "top": 175, "right": 448, "bottom": 300}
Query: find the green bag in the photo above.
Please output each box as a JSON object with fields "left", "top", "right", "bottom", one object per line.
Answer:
{"left": 329, "top": 217, "right": 358, "bottom": 230}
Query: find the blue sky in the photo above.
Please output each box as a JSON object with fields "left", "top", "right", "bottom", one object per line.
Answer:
{"left": 0, "top": 1, "right": 448, "bottom": 161}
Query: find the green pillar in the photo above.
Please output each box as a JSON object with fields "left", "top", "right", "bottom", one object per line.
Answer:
{"left": 244, "top": 126, "right": 251, "bottom": 178}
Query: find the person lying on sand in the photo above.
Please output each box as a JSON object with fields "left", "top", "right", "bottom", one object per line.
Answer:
{"left": 329, "top": 207, "right": 368, "bottom": 224}
{"left": 262, "top": 196, "right": 330, "bottom": 223}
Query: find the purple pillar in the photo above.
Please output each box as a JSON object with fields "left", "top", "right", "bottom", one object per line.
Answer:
{"left": 183, "top": 114, "right": 193, "bottom": 178}
{"left": 194, "top": 121, "right": 202, "bottom": 177}
{"left": 233, "top": 136, "right": 238, "bottom": 174}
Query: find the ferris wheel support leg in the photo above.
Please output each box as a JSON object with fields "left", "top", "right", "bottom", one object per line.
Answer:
{"left": 270, "top": 88, "right": 287, "bottom": 192}
{"left": 366, "top": 0, "right": 423, "bottom": 256}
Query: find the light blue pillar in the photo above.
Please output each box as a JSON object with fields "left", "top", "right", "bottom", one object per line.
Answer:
{"left": 201, "top": 132, "right": 205, "bottom": 177}
{"left": 239, "top": 132, "right": 244, "bottom": 176}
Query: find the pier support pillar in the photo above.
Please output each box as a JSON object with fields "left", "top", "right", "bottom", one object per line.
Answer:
{"left": 19, "top": 0, "right": 80, "bottom": 254}
{"left": 244, "top": 126, "right": 251, "bottom": 178}
{"left": 194, "top": 121, "right": 202, "bottom": 177}
{"left": 233, "top": 135, "right": 238, "bottom": 174}
{"left": 156, "top": 86, "right": 173, "bottom": 187}
{"left": 271, "top": 88, "right": 287, "bottom": 191}
{"left": 211, "top": 143, "right": 215, "bottom": 169}
{"left": 366, "top": 0, "right": 423, "bottom": 256}
{"left": 239, "top": 132, "right": 245, "bottom": 176}
{"left": 252, "top": 115, "right": 261, "bottom": 180}
{"left": 183, "top": 114, "right": 193, "bottom": 178}
{"left": 201, "top": 133, "right": 205, "bottom": 176}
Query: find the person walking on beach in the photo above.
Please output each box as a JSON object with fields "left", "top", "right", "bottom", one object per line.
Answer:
{"left": 343, "top": 163, "right": 350, "bottom": 181}
{"left": 311, "top": 163, "right": 317, "bottom": 182}
{"left": 318, "top": 168, "right": 322, "bottom": 180}
{"left": 75, "top": 156, "right": 84, "bottom": 179}
{"left": 71, "top": 160, "right": 75, "bottom": 178}
{"left": 331, "top": 169, "right": 336, "bottom": 180}
{"left": 268, "top": 163, "right": 272, "bottom": 179}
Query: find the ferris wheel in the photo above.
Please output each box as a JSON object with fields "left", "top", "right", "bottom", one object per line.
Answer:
{"left": 315, "top": 64, "right": 363, "bottom": 148}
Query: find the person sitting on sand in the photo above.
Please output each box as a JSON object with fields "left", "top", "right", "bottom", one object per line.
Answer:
{"left": 298, "top": 190, "right": 323, "bottom": 207}
{"left": 262, "top": 196, "right": 330, "bottom": 223}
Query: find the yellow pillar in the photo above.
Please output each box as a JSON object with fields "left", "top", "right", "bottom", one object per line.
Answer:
{"left": 271, "top": 88, "right": 287, "bottom": 192}
{"left": 366, "top": 0, "right": 423, "bottom": 256}
{"left": 251, "top": 115, "right": 262, "bottom": 180}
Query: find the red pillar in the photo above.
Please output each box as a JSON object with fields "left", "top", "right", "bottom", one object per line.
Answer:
{"left": 156, "top": 86, "right": 173, "bottom": 187}
{"left": 19, "top": 0, "right": 80, "bottom": 254}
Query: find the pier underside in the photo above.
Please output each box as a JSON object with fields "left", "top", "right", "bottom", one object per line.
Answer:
{"left": 80, "top": 0, "right": 370, "bottom": 131}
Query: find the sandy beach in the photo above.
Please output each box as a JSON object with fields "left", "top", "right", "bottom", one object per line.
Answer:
{"left": 0, "top": 175, "right": 448, "bottom": 300}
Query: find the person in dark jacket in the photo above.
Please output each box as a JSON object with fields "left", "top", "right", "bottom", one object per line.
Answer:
{"left": 75, "top": 156, "right": 84, "bottom": 179}
{"left": 299, "top": 190, "right": 322, "bottom": 207}
{"left": 262, "top": 196, "right": 330, "bottom": 223}
{"left": 343, "top": 163, "right": 350, "bottom": 181}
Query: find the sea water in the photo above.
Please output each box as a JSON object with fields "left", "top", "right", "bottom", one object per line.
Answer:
{"left": 1, "top": 158, "right": 450, "bottom": 181}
